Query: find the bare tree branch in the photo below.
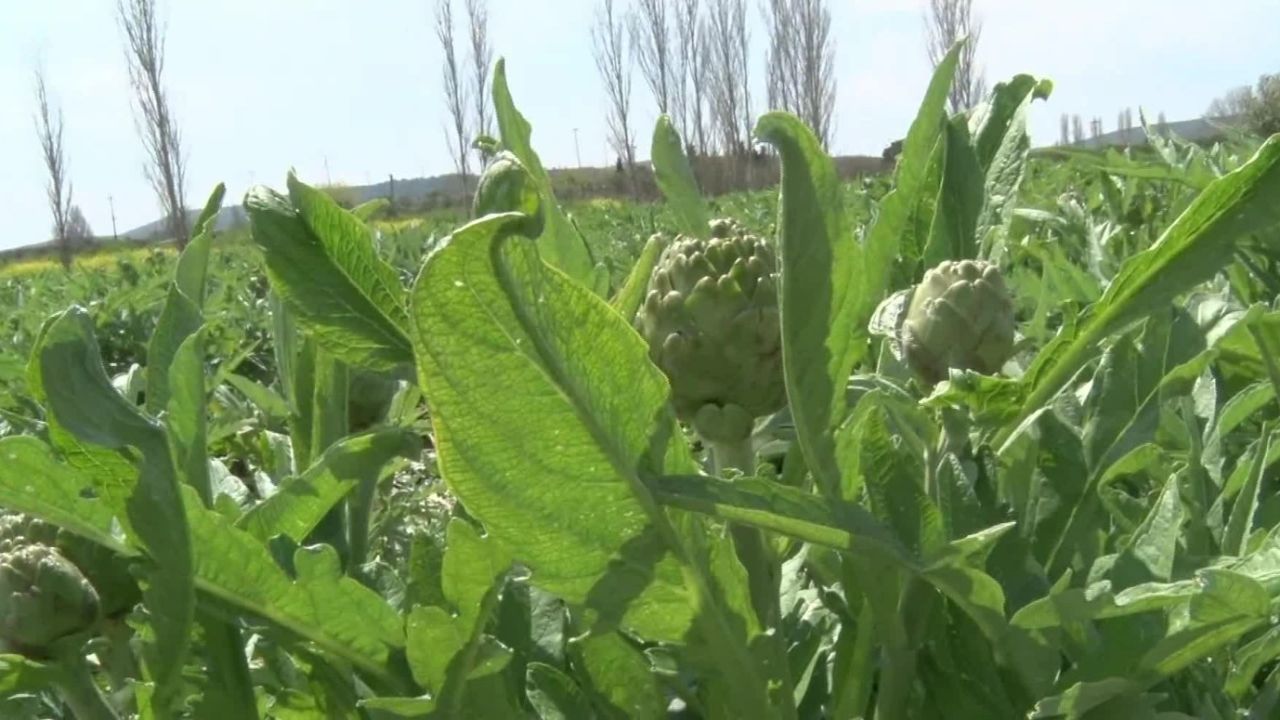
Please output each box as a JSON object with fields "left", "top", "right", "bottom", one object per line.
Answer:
{"left": 436, "top": 0, "right": 472, "bottom": 195}
{"left": 630, "top": 0, "right": 673, "bottom": 115}
{"left": 118, "top": 0, "right": 189, "bottom": 247}
{"left": 1206, "top": 85, "right": 1255, "bottom": 119}
{"left": 925, "top": 0, "right": 985, "bottom": 114}
{"left": 674, "top": 0, "right": 709, "bottom": 154}
{"left": 34, "top": 66, "right": 74, "bottom": 269}
{"left": 465, "top": 0, "right": 493, "bottom": 165}
{"left": 763, "top": 0, "right": 835, "bottom": 148}
{"left": 594, "top": 0, "right": 636, "bottom": 175}
{"left": 705, "top": 0, "right": 750, "bottom": 156}
{"left": 66, "top": 205, "right": 94, "bottom": 243}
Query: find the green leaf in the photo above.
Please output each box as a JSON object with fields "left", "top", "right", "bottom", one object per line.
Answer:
{"left": 1031, "top": 147, "right": 1212, "bottom": 190}
{"left": 1109, "top": 474, "right": 1184, "bottom": 587}
{"left": 352, "top": 198, "right": 390, "bottom": 221}
{"left": 849, "top": 399, "right": 946, "bottom": 558}
{"left": 922, "top": 116, "right": 983, "bottom": 267}
{"left": 971, "top": 75, "right": 1052, "bottom": 173}
{"left": 0, "top": 655, "right": 57, "bottom": 695}
{"left": 405, "top": 606, "right": 465, "bottom": 693}
{"left": 1014, "top": 137, "right": 1280, "bottom": 434}
{"left": 0, "top": 449, "right": 406, "bottom": 689}
{"left": 1137, "top": 569, "right": 1269, "bottom": 680}
{"left": 245, "top": 174, "right": 413, "bottom": 371}
{"left": 406, "top": 520, "right": 511, "bottom": 715}
{"left": 754, "top": 112, "right": 861, "bottom": 498}
{"left": 651, "top": 114, "right": 708, "bottom": 237}
{"left": 37, "top": 307, "right": 194, "bottom": 713}
{"left": 609, "top": 232, "right": 669, "bottom": 322}
{"left": 409, "top": 212, "right": 695, "bottom": 642}
{"left": 1202, "top": 380, "right": 1274, "bottom": 483}
{"left": 166, "top": 330, "right": 212, "bottom": 506}
{"left": 187, "top": 489, "right": 404, "bottom": 681}
{"left": 441, "top": 519, "right": 511, "bottom": 621}
{"left": 491, "top": 58, "right": 595, "bottom": 288}
{"left": 1031, "top": 678, "right": 1144, "bottom": 719}
{"left": 0, "top": 436, "right": 131, "bottom": 555}
{"left": 472, "top": 151, "right": 544, "bottom": 236}
{"left": 1012, "top": 579, "right": 1200, "bottom": 630}
{"left": 361, "top": 696, "right": 436, "bottom": 717}
{"left": 1051, "top": 344, "right": 1214, "bottom": 574}
{"left": 191, "top": 182, "right": 227, "bottom": 243}
{"left": 1227, "top": 624, "right": 1280, "bottom": 697}
{"left": 146, "top": 184, "right": 223, "bottom": 415}
{"left": 223, "top": 374, "right": 291, "bottom": 422}
{"left": 648, "top": 474, "right": 906, "bottom": 561}
{"left": 576, "top": 632, "right": 665, "bottom": 719}
{"left": 1224, "top": 426, "right": 1272, "bottom": 555}
{"left": 409, "top": 213, "right": 776, "bottom": 717}
{"left": 526, "top": 662, "right": 593, "bottom": 720}
{"left": 236, "top": 428, "right": 420, "bottom": 544}
{"left": 862, "top": 40, "right": 962, "bottom": 283}
{"left": 971, "top": 76, "right": 1051, "bottom": 256}
{"left": 146, "top": 246, "right": 206, "bottom": 416}
{"left": 24, "top": 316, "right": 135, "bottom": 517}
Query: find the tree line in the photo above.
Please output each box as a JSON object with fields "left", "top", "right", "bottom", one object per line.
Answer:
{"left": 34, "top": 0, "right": 990, "bottom": 270}
{"left": 433, "top": 0, "right": 988, "bottom": 197}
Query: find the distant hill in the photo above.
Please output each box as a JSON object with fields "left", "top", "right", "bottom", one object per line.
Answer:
{"left": 10, "top": 154, "right": 888, "bottom": 259}
{"left": 1063, "top": 116, "right": 1244, "bottom": 151}
{"left": 121, "top": 205, "right": 250, "bottom": 240}
{"left": 122, "top": 173, "right": 467, "bottom": 240}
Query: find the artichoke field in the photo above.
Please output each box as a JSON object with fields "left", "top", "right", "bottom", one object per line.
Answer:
{"left": 3, "top": 48, "right": 1280, "bottom": 720}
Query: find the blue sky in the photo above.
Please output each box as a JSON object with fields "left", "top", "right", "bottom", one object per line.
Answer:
{"left": 1, "top": 0, "right": 1275, "bottom": 250}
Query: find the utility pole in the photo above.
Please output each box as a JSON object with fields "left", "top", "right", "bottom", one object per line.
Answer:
{"left": 108, "top": 195, "right": 119, "bottom": 241}
{"left": 573, "top": 128, "right": 582, "bottom": 168}
{"left": 324, "top": 155, "right": 332, "bottom": 185}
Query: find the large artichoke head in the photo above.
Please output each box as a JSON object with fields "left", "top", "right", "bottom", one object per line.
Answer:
{"left": 0, "top": 543, "right": 101, "bottom": 655}
{"left": 901, "top": 259, "right": 1015, "bottom": 385}
{"left": 634, "top": 219, "right": 784, "bottom": 442}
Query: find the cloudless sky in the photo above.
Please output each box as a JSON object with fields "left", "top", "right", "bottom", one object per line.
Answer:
{"left": 1, "top": 0, "right": 1275, "bottom": 250}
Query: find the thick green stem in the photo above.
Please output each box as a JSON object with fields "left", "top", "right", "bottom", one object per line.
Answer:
{"left": 346, "top": 473, "right": 378, "bottom": 576}
{"left": 1250, "top": 324, "right": 1280, "bottom": 403}
{"left": 709, "top": 437, "right": 756, "bottom": 476}
{"left": 703, "top": 434, "right": 797, "bottom": 718}
{"left": 874, "top": 579, "right": 930, "bottom": 720}
{"left": 831, "top": 600, "right": 877, "bottom": 720}
{"left": 98, "top": 620, "right": 138, "bottom": 696}
{"left": 54, "top": 653, "right": 120, "bottom": 720}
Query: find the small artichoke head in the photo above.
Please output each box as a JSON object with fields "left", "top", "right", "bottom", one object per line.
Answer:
{"left": 901, "top": 259, "right": 1016, "bottom": 385}
{"left": 634, "top": 219, "right": 784, "bottom": 442}
{"left": 0, "top": 543, "right": 101, "bottom": 655}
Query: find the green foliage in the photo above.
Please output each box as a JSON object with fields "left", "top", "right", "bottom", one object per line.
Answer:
{"left": 3, "top": 53, "right": 1280, "bottom": 719}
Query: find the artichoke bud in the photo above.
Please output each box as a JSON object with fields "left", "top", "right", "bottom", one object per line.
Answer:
{"left": 900, "top": 259, "right": 1016, "bottom": 385}
{"left": 659, "top": 290, "right": 685, "bottom": 316}
{"left": 709, "top": 218, "right": 740, "bottom": 239}
{"left": 692, "top": 403, "right": 755, "bottom": 445}
{"left": 634, "top": 220, "right": 785, "bottom": 426}
{"left": 472, "top": 151, "right": 544, "bottom": 236}
{"left": 753, "top": 276, "right": 778, "bottom": 308}
{"left": 0, "top": 512, "right": 58, "bottom": 551}
{"left": 0, "top": 543, "right": 101, "bottom": 655}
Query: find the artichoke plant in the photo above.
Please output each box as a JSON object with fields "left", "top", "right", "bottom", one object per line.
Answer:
{"left": 900, "top": 259, "right": 1016, "bottom": 385}
{"left": 633, "top": 219, "right": 783, "bottom": 450}
{"left": 0, "top": 542, "right": 101, "bottom": 656}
